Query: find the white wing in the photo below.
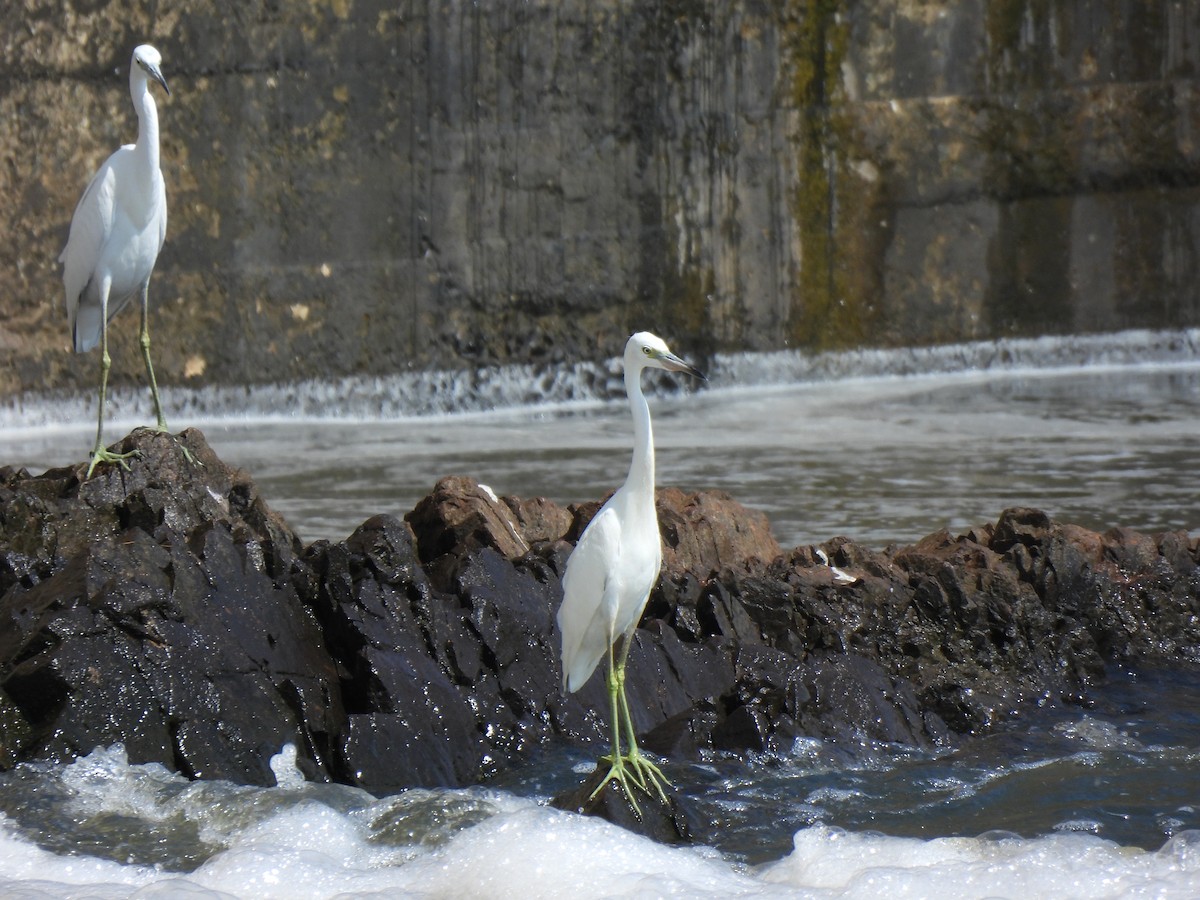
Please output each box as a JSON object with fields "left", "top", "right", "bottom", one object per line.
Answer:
{"left": 60, "top": 157, "right": 119, "bottom": 352}
{"left": 557, "top": 504, "right": 623, "bottom": 692}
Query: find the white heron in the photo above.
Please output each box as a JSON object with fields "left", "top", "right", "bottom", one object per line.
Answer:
{"left": 60, "top": 44, "right": 170, "bottom": 478}
{"left": 557, "top": 331, "right": 704, "bottom": 813}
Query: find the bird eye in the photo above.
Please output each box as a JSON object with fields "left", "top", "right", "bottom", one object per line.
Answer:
{"left": 642, "top": 347, "right": 652, "bottom": 355}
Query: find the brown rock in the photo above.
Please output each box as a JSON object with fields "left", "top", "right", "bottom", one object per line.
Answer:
{"left": 405, "top": 475, "right": 532, "bottom": 564}
{"left": 657, "top": 487, "right": 782, "bottom": 579}
{"left": 503, "top": 494, "right": 573, "bottom": 545}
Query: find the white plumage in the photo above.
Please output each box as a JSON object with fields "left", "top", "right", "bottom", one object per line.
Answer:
{"left": 557, "top": 331, "right": 704, "bottom": 810}
{"left": 60, "top": 44, "right": 171, "bottom": 477}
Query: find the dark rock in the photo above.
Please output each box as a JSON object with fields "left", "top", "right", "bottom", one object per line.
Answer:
{"left": 794, "top": 652, "right": 935, "bottom": 748}
{"left": 3, "top": 431, "right": 1200, "bottom": 846}
{"left": 305, "top": 510, "right": 592, "bottom": 791}
{"left": 990, "top": 507, "right": 1053, "bottom": 552}
{"left": 303, "top": 515, "right": 488, "bottom": 790}
{"left": 621, "top": 622, "right": 736, "bottom": 743}
{"left": 550, "top": 763, "right": 706, "bottom": 846}
{"left": 641, "top": 700, "right": 722, "bottom": 759}
{"left": 0, "top": 428, "right": 340, "bottom": 785}
{"left": 710, "top": 644, "right": 805, "bottom": 754}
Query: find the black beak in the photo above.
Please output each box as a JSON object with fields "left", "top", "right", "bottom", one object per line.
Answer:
{"left": 147, "top": 63, "right": 170, "bottom": 96}
{"left": 660, "top": 352, "right": 706, "bottom": 382}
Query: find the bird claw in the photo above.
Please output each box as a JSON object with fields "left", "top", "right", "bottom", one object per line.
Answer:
{"left": 147, "top": 424, "right": 204, "bottom": 470}
{"left": 625, "top": 750, "right": 671, "bottom": 805}
{"left": 590, "top": 753, "right": 647, "bottom": 818}
{"left": 172, "top": 436, "right": 203, "bottom": 469}
{"left": 591, "top": 748, "right": 672, "bottom": 816}
{"left": 85, "top": 446, "right": 141, "bottom": 480}
{"left": 181, "top": 444, "right": 203, "bottom": 468}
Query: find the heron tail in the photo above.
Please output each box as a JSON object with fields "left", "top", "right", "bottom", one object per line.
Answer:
{"left": 72, "top": 305, "right": 103, "bottom": 353}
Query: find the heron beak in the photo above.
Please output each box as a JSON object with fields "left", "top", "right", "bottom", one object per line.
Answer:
{"left": 658, "top": 352, "right": 706, "bottom": 381}
{"left": 148, "top": 64, "right": 170, "bottom": 96}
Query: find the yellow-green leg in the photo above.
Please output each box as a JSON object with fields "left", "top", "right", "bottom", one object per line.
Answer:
{"left": 85, "top": 284, "right": 138, "bottom": 479}
{"left": 139, "top": 280, "right": 199, "bottom": 468}
{"left": 614, "top": 634, "right": 670, "bottom": 803}
{"left": 138, "top": 281, "right": 167, "bottom": 432}
{"left": 587, "top": 632, "right": 672, "bottom": 816}
{"left": 589, "top": 638, "right": 647, "bottom": 815}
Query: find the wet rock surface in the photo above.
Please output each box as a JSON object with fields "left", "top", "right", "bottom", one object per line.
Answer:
{"left": 551, "top": 764, "right": 705, "bottom": 846}
{"left": 1, "top": 430, "right": 1199, "bottom": 833}
{"left": 0, "top": 428, "right": 338, "bottom": 782}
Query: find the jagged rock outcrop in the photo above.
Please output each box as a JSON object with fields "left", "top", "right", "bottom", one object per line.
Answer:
{"left": 0, "top": 429, "right": 340, "bottom": 782}
{"left": 0, "top": 429, "right": 1198, "bottom": 808}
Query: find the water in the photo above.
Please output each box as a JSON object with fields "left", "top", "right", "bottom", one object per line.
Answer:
{"left": 194, "top": 364, "right": 1200, "bottom": 548}
{"left": 2, "top": 331, "right": 1200, "bottom": 896}
{"left": 6, "top": 348, "right": 1199, "bottom": 549}
{"left": 1, "top": 670, "right": 1199, "bottom": 897}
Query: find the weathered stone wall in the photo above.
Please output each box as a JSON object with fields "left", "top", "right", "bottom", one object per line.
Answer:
{"left": 2, "top": 1, "right": 1198, "bottom": 398}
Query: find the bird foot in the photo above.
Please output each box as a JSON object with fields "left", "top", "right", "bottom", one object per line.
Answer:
{"left": 591, "top": 749, "right": 672, "bottom": 817}
{"left": 624, "top": 749, "right": 672, "bottom": 805}
{"left": 180, "top": 442, "right": 203, "bottom": 468}
{"left": 591, "top": 753, "right": 647, "bottom": 818}
{"left": 171, "top": 434, "right": 203, "bottom": 469}
{"left": 85, "top": 445, "right": 141, "bottom": 480}
{"left": 149, "top": 424, "right": 203, "bottom": 469}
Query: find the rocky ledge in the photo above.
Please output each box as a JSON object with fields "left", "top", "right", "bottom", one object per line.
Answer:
{"left": 1, "top": 429, "right": 1197, "bottom": 806}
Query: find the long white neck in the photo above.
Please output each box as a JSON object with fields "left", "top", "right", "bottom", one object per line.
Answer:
{"left": 624, "top": 363, "right": 655, "bottom": 500}
{"left": 130, "top": 73, "right": 161, "bottom": 171}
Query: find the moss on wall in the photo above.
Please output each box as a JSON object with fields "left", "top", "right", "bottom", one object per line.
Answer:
{"left": 782, "top": 1, "right": 883, "bottom": 351}
{"left": 3, "top": 2, "right": 1200, "bottom": 398}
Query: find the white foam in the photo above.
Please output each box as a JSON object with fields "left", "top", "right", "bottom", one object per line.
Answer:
{"left": 1054, "top": 717, "right": 1153, "bottom": 753}
{"left": 396, "top": 806, "right": 775, "bottom": 899}
{"left": 6, "top": 328, "right": 1200, "bottom": 430}
{"left": 0, "top": 815, "right": 186, "bottom": 897}
{"left": 59, "top": 743, "right": 190, "bottom": 824}
{"left": 715, "top": 327, "right": 1200, "bottom": 386}
{"left": 187, "top": 800, "right": 414, "bottom": 898}
{"left": 269, "top": 744, "right": 306, "bottom": 791}
{"left": 1, "top": 766, "right": 1199, "bottom": 900}
{"left": 761, "top": 825, "right": 1200, "bottom": 898}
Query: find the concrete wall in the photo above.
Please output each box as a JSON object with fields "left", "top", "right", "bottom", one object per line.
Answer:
{"left": 2, "top": 1, "right": 1197, "bottom": 398}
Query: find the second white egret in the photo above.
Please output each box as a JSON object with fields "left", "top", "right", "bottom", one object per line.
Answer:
{"left": 557, "top": 331, "right": 705, "bottom": 813}
{"left": 60, "top": 44, "right": 171, "bottom": 478}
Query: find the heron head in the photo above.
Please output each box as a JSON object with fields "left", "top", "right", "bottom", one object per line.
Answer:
{"left": 626, "top": 331, "right": 706, "bottom": 381}
{"left": 133, "top": 44, "right": 170, "bottom": 96}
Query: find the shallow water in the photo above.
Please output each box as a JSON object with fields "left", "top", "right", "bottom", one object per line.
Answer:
{"left": 2, "top": 338, "right": 1200, "bottom": 897}
{"left": 0, "top": 668, "right": 1198, "bottom": 898}
{"left": 6, "top": 361, "right": 1199, "bottom": 549}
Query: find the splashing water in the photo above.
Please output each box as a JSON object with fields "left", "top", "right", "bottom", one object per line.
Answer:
{"left": 5, "top": 331, "right": 1200, "bottom": 549}
{"left": 2, "top": 332, "right": 1200, "bottom": 896}
{"left": 0, "top": 670, "right": 1197, "bottom": 898}
{"left": 0, "top": 752, "right": 1198, "bottom": 900}
{"left": 5, "top": 327, "right": 1198, "bottom": 429}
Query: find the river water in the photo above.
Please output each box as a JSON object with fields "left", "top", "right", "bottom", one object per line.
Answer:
{"left": 1, "top": 330, "right": 1199, "bottom": 897}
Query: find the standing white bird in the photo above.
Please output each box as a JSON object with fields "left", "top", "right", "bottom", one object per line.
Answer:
{"left": 557, "top": 331, "right": 704, "bottom": 813}
{"left": 60, "top": 44, "right": 170, "bottom": 479}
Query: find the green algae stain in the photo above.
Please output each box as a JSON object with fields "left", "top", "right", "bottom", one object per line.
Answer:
{"left": 663, "top": 262, "right": 717, "bottom": 356}
{"left": 782, "top": 1, "right": 876, "bottom": 351}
